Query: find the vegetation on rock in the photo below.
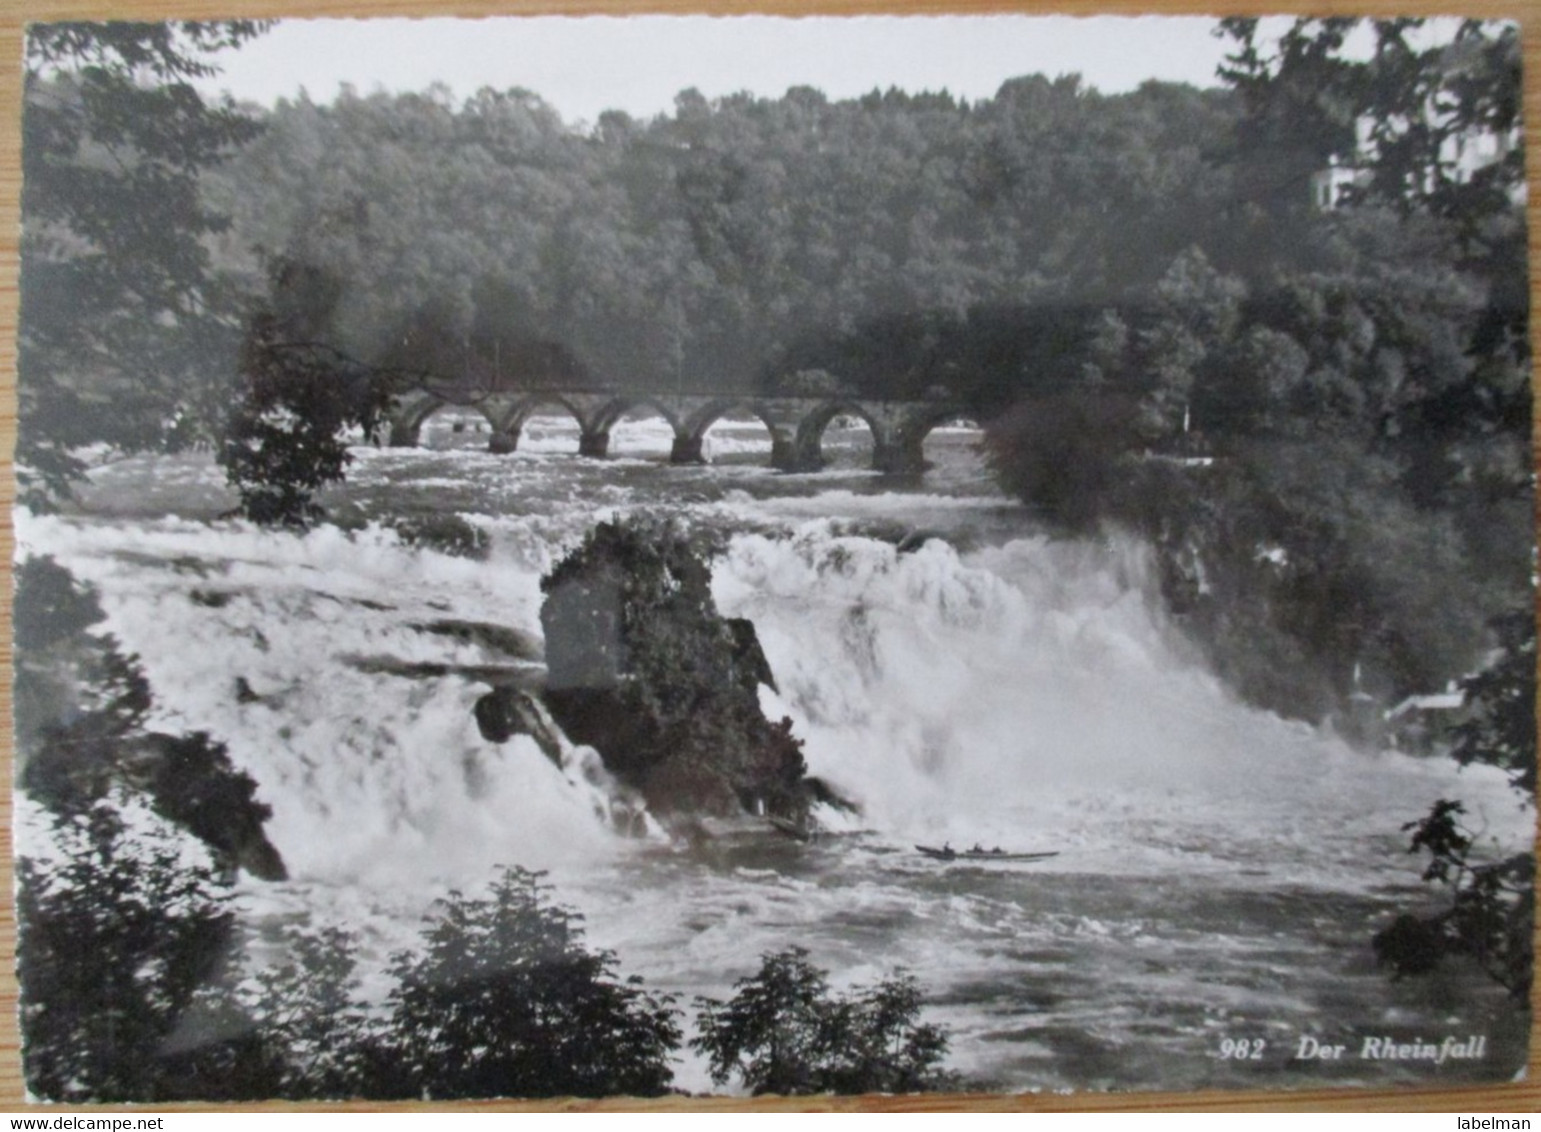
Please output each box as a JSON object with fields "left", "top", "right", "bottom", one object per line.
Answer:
{"left": 540, "top": 516, "right": 809, "bottom": 819}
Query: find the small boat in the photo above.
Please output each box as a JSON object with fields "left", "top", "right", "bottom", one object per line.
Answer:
{"left": 915, "top": 844, "right": 1059, "bottom": 863}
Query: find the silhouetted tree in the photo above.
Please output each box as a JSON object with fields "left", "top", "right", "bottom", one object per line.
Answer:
{"left": 20, "top": 22, "right": 266, "bottom": 507}
{"left": 693, "top": 947, "right": 955, "bottom": 1095}
{"left": 1376, "top": 616, "right": 1534, "bottom": 1001}
{"left": 18, "top": 804, "right": 241, "bottom": 1101}
{"left": 384, "top": 866, "right": 680, "bottom": 1099}
{"left": 220, "top": 259, "right": 397, "bottom": 527}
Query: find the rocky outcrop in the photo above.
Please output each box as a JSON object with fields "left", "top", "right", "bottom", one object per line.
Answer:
{"left": 473, "top": 685, "right": 567, "bottom": 769}
{"left": 127, "top": 732, "right": 289, "bottom": 882}
{"left": 413, "top": 619, "right": 542, "bottom": 660}
{"left": 534, "top": 517, "right": 810, "bottom": 820}
{"left": 16, "top": 556, "right": 287, "bottom": 881}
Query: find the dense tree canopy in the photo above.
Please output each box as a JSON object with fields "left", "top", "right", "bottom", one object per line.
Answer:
{"left": 20, "top": 22, "right": 267, "bottom": 507}
{"left": 979, "top": 18, "right": 1530, "bottom": 728}
{"left": 202, "top": 74, "right": 1237, "bottom": 405}
{"left": 18, "top": 804, "right": 239, "bottom": 1102}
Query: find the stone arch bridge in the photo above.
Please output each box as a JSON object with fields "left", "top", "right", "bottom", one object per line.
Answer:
{"left": 387, "top": 389, "right": 973, "bottom": 475}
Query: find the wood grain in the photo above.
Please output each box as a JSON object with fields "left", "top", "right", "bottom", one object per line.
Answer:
{"left": 0, "top": 0, "right": 1535, "bottom": 1113}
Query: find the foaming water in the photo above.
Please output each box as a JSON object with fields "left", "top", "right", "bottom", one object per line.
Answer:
{"left": 711, "top": 525, "right": 1524, "bottom": 884}
{"left": 16, "top": 513, "right": 628, "bottom": 889}
{"left": 20, "top": 440, "right": 1534, "bottom": 1094}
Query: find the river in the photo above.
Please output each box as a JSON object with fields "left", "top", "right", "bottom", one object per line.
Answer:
{"left": 16, "top": 412, "right": 1533, "bottom": 1095}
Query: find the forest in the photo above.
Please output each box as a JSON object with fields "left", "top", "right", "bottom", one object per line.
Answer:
{"left": 15, "top": 17, "right": 1535, "bottom": 1100}
{"left": 23, "top": 18, "right": 1530, "bottom": 728}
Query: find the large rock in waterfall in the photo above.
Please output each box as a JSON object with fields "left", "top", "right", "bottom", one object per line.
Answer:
{"left": 128, "top": 732, "right": 289, "bottom": 882}
{"left": 533, "top": 517, "right": 809, "bottom": 819}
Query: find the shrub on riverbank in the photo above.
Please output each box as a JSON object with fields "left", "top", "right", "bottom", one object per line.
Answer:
{"left": 694, "top": 947, "right": 957, "bottom": 1096}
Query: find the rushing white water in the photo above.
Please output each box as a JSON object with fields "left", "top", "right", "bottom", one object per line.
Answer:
{"left": 17, "top": 430, "right": 1534, "bottom": 1094}
{"left": 712, "top": 526, "right": 1504, "bottom": 881}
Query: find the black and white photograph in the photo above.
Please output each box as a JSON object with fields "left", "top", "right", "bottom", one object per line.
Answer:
{"left": 11, "top": 11, "right": 1537, "bottom": 1103}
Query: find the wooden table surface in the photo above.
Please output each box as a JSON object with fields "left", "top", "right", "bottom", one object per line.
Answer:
{"left": 0, "top": 0, "right": 1535, "bottom": 1113}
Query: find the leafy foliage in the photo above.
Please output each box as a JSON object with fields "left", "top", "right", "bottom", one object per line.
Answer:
{"left": 976, "top": 19, "right": 1529, "bottom": 737}
{"left": 1375, "top": 799, "right": 1533, "bottom": 1001}
{"left": 983, "top": 393, "right": 1143, "bottom": 531}
{"left": 20, "top": 22, "right": 266, "bottom": 507}
{"left": 24, "top": 851, "right": 689, "bottom": 1102}
{"left": 1450, "top": 612, "right": 1536, "bottom": 796}
{"left": 693, "top": 947, "right": 956, "bottom": 1095}
{"left": 1218, "top": 18, "right": 1524, "bottom": 223}
{"left": 1374, "top": 615, "right": 1535, "bottom": 1002}
{"left": 149, "top": 975, "right": 286, "bottom": 1102}
{"left": 221, "top": 260, "right": 398, "bottom": 527}
{"left": 21, "top": 837, "right": 694, "bottom": 1101}
{"left": 1213, "top": 18, "right": 1533, "bottom": 1007}
{"left": 384, "top": 866, "right": 680, "bottom": 1099}
{"left": 18, "top": 804, "right": 240, "bottom": 1102}
{"left": 209, "top": 74, "right": 1236, "bottom": 405}
{"left": 248, "top": 927, "right": 375, "bottom": 1099}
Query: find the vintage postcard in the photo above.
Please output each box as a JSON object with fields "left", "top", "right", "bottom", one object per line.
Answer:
{"left": 10, "top": 11, "right": 1536, "bottom": 1103}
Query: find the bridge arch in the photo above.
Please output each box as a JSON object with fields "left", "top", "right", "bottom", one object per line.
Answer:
{"left": 590, "top": 397, "right": 685, "bottom": 461}
{"left": 593, "top": 396, "right": 682, "bottom": 435}
{"left": 388, "top": 393, "right": 504, "bottom": 449}
{"left": 892, "top": 405, "right": 978, "bottom": 476}
{"left": 792, "top": 401, "right": 898, "bottom": 473}
{"left": 676, "top": 400, "right": 798, "bottom": 467}
{"left": 496, "top": 395, "right": 599, "bottom": 455}
{"left": 696, "top": 409, "right": 780, "bottom": 466}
